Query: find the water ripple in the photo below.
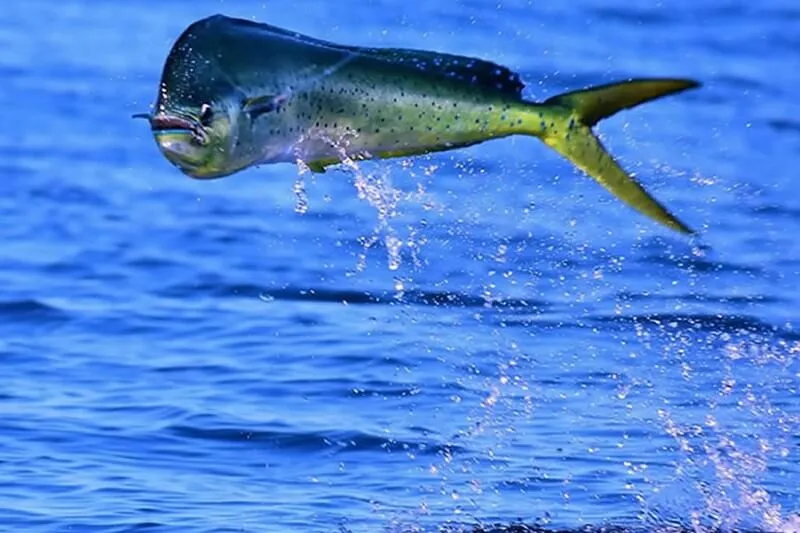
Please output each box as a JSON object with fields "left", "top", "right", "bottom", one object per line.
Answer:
{"left": 157, "top": 280, "right": 551, "bottom": 311}
{"left": 591, "top": 312, "right": 796, "bottom": 339}
{"left": 440, "top": 525, "right": 781, "bottom": 533}
{"left": 167, "top": 423, "right": 464, "bottom": 456}
{"left": 616, "top": 290, "right": 786, "bottom": 306}
{"left": 2, "top": 0, "right": 799, "bottom": 531}
{"left": 0, "top": 299, "right": 70, "bottom": 323}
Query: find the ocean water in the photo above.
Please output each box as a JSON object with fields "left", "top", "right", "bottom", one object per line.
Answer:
{"left": 1, "top": 0, "right": 798, "bottom": 531}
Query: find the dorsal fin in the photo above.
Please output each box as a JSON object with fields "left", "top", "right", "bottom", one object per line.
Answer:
{"left": 357, "top": 47, "right": 525, "bottom": 97}
{"left": 212, "top": 15, "right": 525, "bottom": 97}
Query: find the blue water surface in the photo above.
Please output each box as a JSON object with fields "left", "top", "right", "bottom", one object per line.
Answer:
{"left": 1, "top": 1, "right": 799, "bottom": 532}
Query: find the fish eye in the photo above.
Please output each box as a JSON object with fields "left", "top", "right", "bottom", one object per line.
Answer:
{"left": 199, "top": 104, "right": 213, "bottom": 127}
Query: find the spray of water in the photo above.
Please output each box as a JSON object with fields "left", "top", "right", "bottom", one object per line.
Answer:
{"left": 286, "top": 130, "right": 797, "bottom": 533}
{"left": 635, "top": 323, "right": 800, "bottom": 533}
{"left": 292, "top": 132, "right": 439, "bottom": 274}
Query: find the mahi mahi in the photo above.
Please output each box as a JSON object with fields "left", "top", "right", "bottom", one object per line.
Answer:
{"left": 136, "top": 14, "right": 699, "bottom": 234}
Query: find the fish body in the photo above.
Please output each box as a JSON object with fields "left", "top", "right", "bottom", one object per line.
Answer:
{"left": 139, "top": 14, "right": 700, "bottom": 234}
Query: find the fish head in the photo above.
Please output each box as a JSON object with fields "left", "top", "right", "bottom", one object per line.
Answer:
{"left": 136, "top": 15, "right": 256, "bottom": 180}
{"left": 136, "top": 97, "right": 242, "bottom": 179}
{"left": 139, "top": 15, "right": 300, "bottom": 178}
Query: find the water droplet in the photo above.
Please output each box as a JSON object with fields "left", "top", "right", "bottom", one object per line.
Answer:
{"left": 258, "top": 293, "right": 275, "bottom": 303}
{"left": 293, "top": 176, "right": 308, "bottom": 214}
{"left": 385, "top": 234, "right": 402, "bottom": 271}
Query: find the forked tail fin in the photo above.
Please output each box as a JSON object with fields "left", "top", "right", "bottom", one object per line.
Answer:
{"left": 538, "top": 78, "right": 699, "bottom": 234}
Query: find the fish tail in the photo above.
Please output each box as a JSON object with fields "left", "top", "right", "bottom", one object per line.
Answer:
{"left": 531, "top": 78, "right": 699, "bottom": 234}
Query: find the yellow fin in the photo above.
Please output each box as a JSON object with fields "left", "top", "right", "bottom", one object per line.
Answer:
{"left": 306, "top": 160, "right": 331, "bottom": 173}
{"left": 545, "top": 78, "right": 700, "bottom": 127}
{"left": 537, "top": 78, "right": 700, "bottom": 234}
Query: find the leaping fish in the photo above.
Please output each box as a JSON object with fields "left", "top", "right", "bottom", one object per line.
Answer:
{"left": 136, "top": 14, "right": 699, "bottom": 234}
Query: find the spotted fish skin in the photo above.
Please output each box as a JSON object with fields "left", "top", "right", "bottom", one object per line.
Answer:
{"left": 157, "top": 16, "right": 541, "bottom": 167}
{"left": 145, "top": 14, "right": 700, "bottom": 234}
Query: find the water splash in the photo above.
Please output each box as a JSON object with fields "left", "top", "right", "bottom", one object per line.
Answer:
{"left": 293, "top": 132, "right": 438, "bottom": 273}
{"left": 292, "top": 162, "right": 310, "bottom": 214}
{"left": 414, "top": 336, "right": 541, "bottom": 524}
{"left": 637, "top": 324, "right": 800, "bottom": 532}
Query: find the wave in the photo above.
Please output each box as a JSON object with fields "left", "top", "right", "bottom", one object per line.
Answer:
{"left": 750, "top": 204, "right": 800, "bottom": 222}
{"left": 589, "top": 6, "right": 675, "bottom": 26}
{"left": 161, "top": 280, "right": 549, "bottom": 311}
{"left": 436, "top": 523, "right": 790, "bottom": 533}
{"left": 637, "top": 251, "right": 765, "bottom": 277}
{"left": 262, "top": 287, "right": 548, "bottom": 311}
{"left": 159, "top": 281, "right": 794, "bottom": 340}
{"left": 768, "top": 118, "right": 800, "bottom": 135}
{"left": 615, "top": 290, "right": 785, "bottom": 306}
{"left": 590, "top": 312, "right": 798, "bottom": 339}
{"left": 0, "top": 299, "right": 69, "bottom": 323}
{"left": 496, "top": 311, "right": 797, "bottom": 342}
{"left": 167, "top": 424, "right": 465, "bottom": 456}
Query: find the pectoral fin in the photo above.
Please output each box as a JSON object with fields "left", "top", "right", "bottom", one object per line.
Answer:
{"left": 243, "top": 95, "right": 284, "bottom": 120}
{"left": 306, "top": 160, "right": 330, "bottom": 173}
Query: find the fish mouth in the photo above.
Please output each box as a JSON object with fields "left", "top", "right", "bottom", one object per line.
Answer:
{"left": 149, "top": 115, "right": 197, "bottom": 133}
{"left": 146, "top": 114, "right": 210, "bottom": 145}
{"left": 132, "top": 112, "right": 198, "bottom": 133}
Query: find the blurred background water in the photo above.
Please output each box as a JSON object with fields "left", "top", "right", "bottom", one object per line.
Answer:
{"left": 1, "top": 0, "right": 798, "bottom": 532}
